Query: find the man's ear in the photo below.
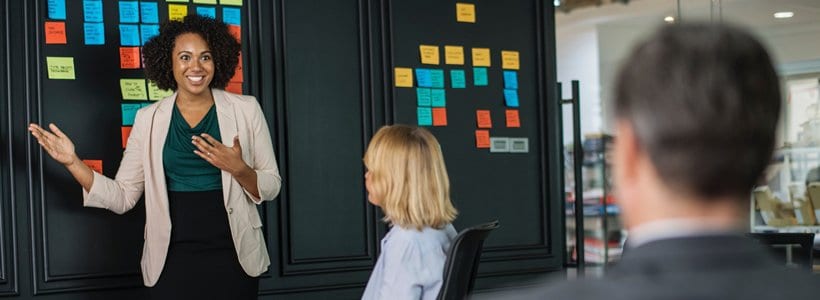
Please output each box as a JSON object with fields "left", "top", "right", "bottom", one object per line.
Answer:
{"left": 613, "top": 120, "right": 640, "bottom": 183}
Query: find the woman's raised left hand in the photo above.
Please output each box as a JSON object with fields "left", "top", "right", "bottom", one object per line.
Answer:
{"left": 192, "top": 134, "right": 253, "bottom": 177}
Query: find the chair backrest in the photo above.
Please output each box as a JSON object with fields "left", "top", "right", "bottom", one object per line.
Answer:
{"left": 748, "top": 232, "right": 815, "bottom": 270}
{"left": 437, "top": 220, "right": 500, "bottom": 300}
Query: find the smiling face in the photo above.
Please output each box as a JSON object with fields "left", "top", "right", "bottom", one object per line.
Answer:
{"left": 172, "top": 32, "right": 214, "bottom": 99}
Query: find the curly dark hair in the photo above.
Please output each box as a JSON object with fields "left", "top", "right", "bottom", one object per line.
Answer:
{"left": 142, "top": 15, "right": 240, "bottom": 90}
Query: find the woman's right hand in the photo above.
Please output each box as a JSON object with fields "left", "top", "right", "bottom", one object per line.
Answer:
{"left": 28, "top": 123, "right": 79, "bottom": 166}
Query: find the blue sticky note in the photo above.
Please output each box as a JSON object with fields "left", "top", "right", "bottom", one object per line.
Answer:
{"left": 450, "top": 70, "right": 466, "bottom": 88}
{"left": 504, "top": 71, "right": 518, "bottom": 89}
{"left": 141, "top": 24, "right": 160, "bottom": 45}
{"left": 121, "top": 104, "right": 142, "bottom": 126}
{"left": 430, "top": 69, "right": 445, "bottom": 88}
{"left": 504, "top": 89, "right": 520, "bottom": 107}
{"left": 474, "top": 67, "right": 488, "bottom": 86}
{"left": 416, "top": 69, "right": 432, "bottom": 88}
{"left": 84, "top": 23, "right": 105, "bottom": 45}
{"left": 48, "top": 0, "right": 67, "bottom": 20}
{"left": 119, "top": 24, "right": 141, "bottom": 46}
{"left": 416, "top": 88, "right": 432, "bottom": 107}
{"left": 431, "top": 89, "right": 446, "bottom": 107}
{"left": 417, "top": 107, "right": 433, "bottom": 126}
{"left": 119, "top": 1, "right": 140, "bottom": 23}
{"left": 83, "top": 0, "right": 104, "bottom": 23}
{"left": 223, "top": 7, "right": 241, "bottom": 25}
{"left": 197, "top": 6, "right": 217, "bottom": 19}
{"left": 141, "top": 2, "right": 159, "bottom": 23}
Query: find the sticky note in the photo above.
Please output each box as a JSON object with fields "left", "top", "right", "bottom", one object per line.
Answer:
{"left": 445, "top": 46, "right": 464, "bottom": 65}
{"left": 228, "top": 25, "right": 241, "bottom": 42}
{"left": 418, "top": 107, "right": 433, "bottom": 126}
{"left": 166, "top": 0, "right": 189, "bottom": 2}
{"left": 45, "top": 22, "right": 67, "bottom": 44}
{"left": 430, "top": 69, "right": 445, "bottom": 88}
{"left": 502, "top": 51, "right": 520, "bottom": 70}
{"left": 83, "top": 0, "right": 104, "bottom": 23}
{"left": 419, "top": 45, "right": 439, "bottom": 65}
{"left": 226, "top": 82, "right": 242, "bottom": 94}
{"left": 504, "top": 89, "right": 519, "bottom": 107}
{"left": 120, "top": 79, "right": 148, "bottom": 100}
{"left": 197, "top": 6, "right": 217, "bottom": 19}
{"left": 120, "top": 47, "right": 140, "bottom": 69}
{"left": 431, "top": 89, "right": 446, "bottom": 107}
{"left": 46, "top": 57, "right": 75, "bottom": 80}
{"left": 119, "top": 24, "right": 140, "bottom": 46}
{"left": 119, "top": 1, "right": 140, "bottom": 23}
{"left": 450, "top": 70, "right": 466, "bottom": 88}
{"left": 503, "top": 71, "right": 518, "bottom": 89}
{"left": 83, "top": 23, "right": 105, "bottom": 45}
{"left": 141, "top": 24, "right": 160, "bottom": 45}
{"left": 473, "top": 67, "right": 488, "bottom": 86}
{"left": 456, "top": 3, "right": 476, "bottom": 23}
{"left": 220, "top": 0, "right": 243, "bottom": 5}
{"left": 476, "top": 130, "right": 490, "bottom": 148}
{"left": 472, "top": 48, "right": 491, "bottom": 67}
{"left": 121, "top": 127, "right": 132, "bottom": 148}
{"left": 193, "top": 0, "right": 217, "bottom": 3}
{"left": 416, "top": 88, "right": 432, "bottom": 106}
{"left": 490, "top": 137, "right": 510, "bottom": 153}
{"left": 121, "top": 103, "right": 141, "bottom": 125}
{"left": 83, "top": 159, "right": 103, "bottom": 174}
{"left": 432, "top": 108, "right": 447, "bottom": 126}
{"left": 394, "top": 67, "right": 413, "bottom": 88}
{"left": 415, "top": 69, "right": 431, "bottom": 87}
{"left": 141, "top": 2, "right": 159, "bottom": 23}
{"left": 223, "top": 7, "right": 241, "bottom": 25}
{"left": 48, "top": 0, "right": 67, "bottom": 20}
{"left": 506, "top": 109, "right": 521, "bottom": 128}
{"left": 169, "top": 4, "right": 188, "bottom": 21}
{"left": 148, "top": 82, "right": 173, "bottom": 100}
{"left": 476, "top": 110, "right": 492, "bottom": 128}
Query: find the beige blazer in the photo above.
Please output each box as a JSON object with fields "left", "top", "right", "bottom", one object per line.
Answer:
{"left": 82, "top": 89, "right": 281, "bottom": 287}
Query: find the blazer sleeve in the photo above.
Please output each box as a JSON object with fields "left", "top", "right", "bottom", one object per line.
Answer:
{"left": 243, "top": 97, "right": 282, "bottom": 203}
{"left": 82, "top": 108, "right": 147, "bottom": 214}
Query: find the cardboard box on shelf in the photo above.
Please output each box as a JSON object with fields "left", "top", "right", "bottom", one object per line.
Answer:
{"left": 754, "top": 186, "right": 798, "bottom": 226}
{"left": 805, "top": 183, "right": 820, "bottom": 223}
{"left": 793, "top": 197, "right": 816, "bottom": 225}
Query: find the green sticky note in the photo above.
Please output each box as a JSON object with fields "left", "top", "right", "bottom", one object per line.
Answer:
{"left": 431, "top": 89, "right": 446, "bottom": 107}
{"left": 193, "top": 0, "right": 217, "bottom": 4}
{"left": 148, "top": 82, "right": 173, "bottom": 100}
{"left": 220, "top": 0, "right": 242, "bottom": 6}
{"left": 120, "top": 79, "right": 148, "bottom": 100}
{"left": 46, "top": 57, "right": 76, "bottom": 80}
{"left": 417, "top": 88, "right": 432, "bottom": 106}
{"left": 165, "top": 0, "right": 189, "bottom": 2}
{"left": 474, "top": 67, "right": 488, "bottom": 86}
{"left": 418, "top": 107, "right": 432, "bottom": 126}
{"left": 451, "top": 69, "right": 466, "bottom": 88}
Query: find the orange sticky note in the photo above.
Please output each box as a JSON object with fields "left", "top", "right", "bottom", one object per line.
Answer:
{"left": 506, "top": 109, "right": 521, "bottom": 127}
{"left": 120, "top": 47, "right": 141, "bottom": 69}
{"left": 230, "top": 52, "right": 243, "bottom": 82}
{"left": 226, "top": 82, "right": 242, "bottom": 94}
{"left": 228, "top": 25, "right": 241, "bottom": 43}
{"left": 83, "top": 159, "right": 103, "bottom": 174}
{"left": 476, "top": 110, "right": 492, "bottom": 128}
{"left": 475, "top": 130, "right": 490, "bottom": 148}
{"left": 121, "top": 126, "right": 133, "bottom": 148}
{"left": 45, "top": 22, "right": 67, "bottom": 44}
{"left": 432, "top": 108, "right": 447, "bottom": 126}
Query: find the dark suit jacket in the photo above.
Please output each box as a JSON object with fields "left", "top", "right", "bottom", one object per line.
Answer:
{"left": 479, "top": 235, "right": 820, "bottom": 299}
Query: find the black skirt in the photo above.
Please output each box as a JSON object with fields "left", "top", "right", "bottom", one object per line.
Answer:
{"left": 148, "top": 190, "right": 259, "bottom": 300}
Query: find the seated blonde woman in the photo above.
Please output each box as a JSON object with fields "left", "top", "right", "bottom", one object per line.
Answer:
{"left": 361, "top": 125, "right": 459, "bottom": 300}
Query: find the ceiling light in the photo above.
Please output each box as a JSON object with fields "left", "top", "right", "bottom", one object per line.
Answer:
{"left": 664, "top": 16, "right": 675, "bottom": 23}
{"left": 774, "top": 11, "right": 794, "bottom": 19}
{"left": 554, "top": 0, "right": 561, "bottom": 7}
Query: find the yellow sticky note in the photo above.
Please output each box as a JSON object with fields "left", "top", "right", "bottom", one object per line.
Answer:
{"left": 193, "top": 0, "right": 217, "bottom": 4}
{"left": 502, "top": 50, "right": 520, "bottom": 70}
{"left": 445, "top": 46, "right": 464, "bottom": 65}
{"left": 46, "top": 57, "right": 75, "bottom": 80}
{"left": 121, "top": 79, "right": 148, "bottom": 100}
{"left": 220, "top": 0, "right": 243, "bottom": 6}
{"left": 394, "top": 67, "right": 413, "bottom": 88}
{"left": 165, "top": 0, "right": 189, "bottom": 2}
{"left": 472, "top": 48, "right": 491, "bottom": 67}
{"left": 169, "top": 4, "right": 188, "bottom": 21}
{"left": 419, "top": 45, "right": 439, "bottom": 65}
{"left": 148, "top": 82, "right": 174, "bottom": 100}
{"left": 456, "top": 3, "right": 476, "bottom": 23}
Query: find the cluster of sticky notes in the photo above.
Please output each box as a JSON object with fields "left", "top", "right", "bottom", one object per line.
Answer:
{"left": 415, "top": 68, "right": 445, "bottom": 88}
{"left": 503, "top": 70, "right": 519, "bottom": 107}
{"left": 456, "top": 3, "right": 476, "bottom": 23}
{"left": 83, "top": 0, "right": 105, "bottom": 45}
{"left": 46, "top": 57, "right": 76, "bottom": 80}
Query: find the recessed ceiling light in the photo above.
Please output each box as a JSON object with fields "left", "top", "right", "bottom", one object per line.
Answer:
{"left": 664, "top": 16, "right": 675, "bottom": 23}
{"left": 774, "top": 11, "right": 794, "bottom": 19}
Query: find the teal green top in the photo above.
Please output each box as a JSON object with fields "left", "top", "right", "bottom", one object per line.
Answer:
{"left": 163, "top": 103, "right": 223, "bottom": 192}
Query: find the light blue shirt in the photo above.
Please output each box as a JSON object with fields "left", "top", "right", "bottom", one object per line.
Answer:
{"left": 362, "top": 224, "right": 458, "bottom": 300}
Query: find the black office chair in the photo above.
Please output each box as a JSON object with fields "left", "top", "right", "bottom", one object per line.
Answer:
{"left": 748, "top": 232, "right": 815, "bottom": 270}
{"left": 437, "top": 220, "right": 500, "bottom": 300}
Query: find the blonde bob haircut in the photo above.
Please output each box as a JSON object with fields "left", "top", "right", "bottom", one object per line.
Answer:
{"left": 364, "top": 125, "right": 457, "bottom": 230}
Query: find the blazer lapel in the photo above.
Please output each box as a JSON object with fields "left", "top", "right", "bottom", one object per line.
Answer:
{"left": 213, "top": 89, "right": 237, "bottom": 206}
{"left": 150, "top": 93, "right": 176, "bottom": 217}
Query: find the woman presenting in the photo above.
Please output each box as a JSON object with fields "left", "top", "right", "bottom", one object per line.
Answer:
{"left": 28, "top": 15, "right": 280, "bottom": 299}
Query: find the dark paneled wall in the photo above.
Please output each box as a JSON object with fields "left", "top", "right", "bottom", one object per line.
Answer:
{"left": 1, "top": 0, "right": 562, "bottom": 298}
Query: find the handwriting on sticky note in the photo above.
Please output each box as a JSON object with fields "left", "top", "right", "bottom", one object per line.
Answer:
{"left": 83, "top": 0, "right": 103, "bottom": 23}
{"left": 119, "top": 24, "right": 140, "bottom": 46}
{"left": 504, "top": 71, "right": 518, "bottom": 89}
{"left": 476, "top": 110, "right": 492, "bottom": 128}
{"left": 148, "top": 82, "right": 173, "bottom": 100}
{"left": 473, "top": 67, "right": 488, "bottom": 86}
{"left": 84, "top": 22, "right": 105, "bottom": 45}
{"left": 46, "top": 57, "right": 75, "bottom": 80}
{"left": 197, "top": 6, "right": 217, "bottom": 19}
{"left": 223, "top": 7, "right": 241, "bottom": 25}
{"left": 472, "top": 48, "right": 491, "bottom": 67}
{"left": 456, "top": 3, "right": 476, "bottom": 23}
{"left": 445, "top": 46, "right": 464, "bottom": 65}
{"left": 48, "top": 0, "right": 67, "bottom": 20}
{"left": 450, "top": 70, "right": 466, "bottom": 88}
{"left": 506, "top": 109, "right": 521, "bottom": 128}
{"left": 141, "top": 24, "right": 160, "bottom": 45}
{"left": 431, "top": 89, "right": 446, "bottom": 107}
{"left": 120, "top": 47, "right": 141, "bottom": 69}
{"left": 45, "top": 22, "right": 67, "bottom": 44}
{"left": 119, "top": 1, "right": 140, "bottom": 23}
{"left": 430, "top": 70, "right": 445, "bottom": 88}
{"left": 121, "top": 126, "right": 132, "bottom": 148}
{"left": 476, "top": 130, "right": 490, "bottom": 148}
{"left": 395, "top": 67, "right": 414, "bottom": 88}
{"left": 504, "top": 89, "right": 519, "bottom": 107}
{"left": 141, "top": 2, "right": 159, "bottom": 23}
{"left": 169, "top": 4, "right": 188, "bottom": 21}
{"left": 419, "top": 45, "right": 440, "bottom": 65}
{"left": 120, "top": 79, "right": 148, "bottom": 100}
{"left": 121, "top": 103, "right": 141, "bottom": 125}
{"left": 83, "top": 159, "right": 103, "bottom": 173}
{"left": 433, "top": 108, "right": 447, "bottom": 126}
{"left": 417, "top": 88, "right": 432, "bottom": 106}
{"left": 418, "top": 107, "right": 433, "bottom": 126}
{"left": 502, "top": 51, "right": 520, "bottom": 70}
{"left": 416, "top": 69, "right": 432, "bottom": 87}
